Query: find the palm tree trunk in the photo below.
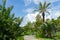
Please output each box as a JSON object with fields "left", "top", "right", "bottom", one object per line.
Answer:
{"left": 42, "top": 12, "right": 45, "bottom": 23}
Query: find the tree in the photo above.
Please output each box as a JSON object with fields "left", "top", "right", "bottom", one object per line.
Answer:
{"left": 35, "top": 14, "right": 42, "bottom": 27}
{"left": 34, "top": 2, "right": 51, "bottom": 22}
{"left": 55, "top": 16, "right": 60, "bottom": 31}
{"left": 0, "top": 0, "right": 23, "bottom": 40}
{"left": 34, "top": 14, "right": 42, "bottom": 32}
{"left": 39, "top": 22, "right": 56, "bottom": 38}
{"left": 23, "top": 22, "right": 34, "bottom": 35}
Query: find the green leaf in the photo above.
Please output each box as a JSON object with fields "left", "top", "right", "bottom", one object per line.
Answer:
{"left": 46, "top": 11, "right": 50, "bottom": 15}
{"left": 39, "top": 2, "right": 42, "bottom": 9}
{"left": 44, "top": 1, "right": 46, "bottom": 9}
{"left": 46, "top": 3, "right": 51, "bottom": 8}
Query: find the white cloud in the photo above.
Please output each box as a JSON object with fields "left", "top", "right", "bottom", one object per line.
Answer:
{"left": 33, "top": 0, "right": 42, "bottom": 4}
{"left": 20, "top": 11, "right": 50, "bottom": 27}
{"left": 20, "top": 10, "right": 60, "bottom": 27}
{"left": 20, "top": 9, "right": 51, "bottom": 27}
{"left": 22, "top": 0, "right": 60, "bottom": 27}
{"left": 20, "top": 12, "right": 39, "bottom": 27}
{"left": 33, "top": 0, "right": 60, "bottom": 4}
{"left": 24, "top": 0, "right": 60, "bottom": 5}
{"left": 46, "top": 0, "right": 60, "bottom": 3}
{"left": 24, "top": 0, "right": 32, "bottom": 6}
{"left": 54, "top": 11, "right": 60, "bottom": 19}
{"left": 25, "top": 8, "right": 34, "bottom": 13}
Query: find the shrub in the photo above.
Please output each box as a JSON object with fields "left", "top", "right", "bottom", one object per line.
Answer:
{"left": 37, "top": 22, "right": 56, "bottom": 38}
{"left": 17, "top": 36, "right": 24, "bottom": 40}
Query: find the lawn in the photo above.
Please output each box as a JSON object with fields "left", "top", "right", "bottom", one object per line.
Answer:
{"left": 37, "top": 38, "right": 54, "bottom": 40}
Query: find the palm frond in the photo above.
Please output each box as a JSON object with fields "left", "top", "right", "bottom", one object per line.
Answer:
{"left": 3, "top": 0, "right": 6, "bottom": 7}
{"left": 44, "top": 1, "right": 46, "bottom": 9}
{"left": 0, "top": 5, "right": 2, "bottom": 10}
{"left": 33, "top": 9, "right": 39, "bottom": 13}
{"left": 39, "top": 2, "right": 42, "bottom": 9}
{"left": 3, "top": 0, "right": 6, "bottom": 4}
{"left": 46, "top": 11, "right": 50, "bottom": 15}
{"left": 46, "top": 3, "right": 51, "bottom": 8}
{"left": 6, "top": 6, "right": 13, "bottom": 14}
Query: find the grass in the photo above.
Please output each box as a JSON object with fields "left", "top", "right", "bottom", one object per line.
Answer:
{"left": 37, "top": 38, "right": 54, "bottom": 40}
{"left": 36, "top": 31, "right": 60, "bottom": 40}
{"left": 55, "top": 32, "right": 60, "bottom": 37}
{"left": 16, "top": 32, "right": 60, "bottom": 40}
{"left": 17, "top": 36, "right": 24, "bottom": 40}
{"left": 37, "top": 32, "right": 60, "bottom": 40}
{"left": 53, "top": 32, "right": 60, "bottom": 40}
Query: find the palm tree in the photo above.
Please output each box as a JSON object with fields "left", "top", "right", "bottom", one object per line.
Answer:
{"left": 34, "top": 2, "right": 51, "bottom": 22}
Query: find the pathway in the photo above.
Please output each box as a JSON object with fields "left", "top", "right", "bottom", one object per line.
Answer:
{"left": 24, "top": 35, "right": 38, "bottom": 40}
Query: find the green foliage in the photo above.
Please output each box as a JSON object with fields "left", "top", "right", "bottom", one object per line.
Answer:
{"left": 38, "top": 38, "right": 54, "bottom": 40}
{"left": 35, "top": 16, "right": 60, "bottom": 39}
{"left": 53, "top": 32, "right": 60, "bottom": 40}
{"left": 0, "top": 0, "right": 60, "bottom": 40}
{"left": 34, "top": 2, "right": 51, "bottom": 22}
{"left": 34, "top": 14, "right": 42, "bottom": 34}
{"left": 23, "top": 22, "right": 34, "bottom": 35}
{"left": 17, "top": 36, "right": 24, "bottom": 40}
{"left": 56, "top": 32, "right": 60, "bottom": 37}
{"left": 36, "top": 31, "right": 42, "bottom": 38}
{"left": 0, "top": 0, "right": 23, "bottom": 40}
{"left": 37, "top": 21, "right": 56, "bottom": 38}
{"left": 55, "top": 16, "right": 60, "bottom": 31}
{"left": 35, "top": 14, "right": 42, "bottom": 27}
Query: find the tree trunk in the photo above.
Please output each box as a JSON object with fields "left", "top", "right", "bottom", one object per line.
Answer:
{"left": 42, "top": 12, "right": 45, "bottom": 22}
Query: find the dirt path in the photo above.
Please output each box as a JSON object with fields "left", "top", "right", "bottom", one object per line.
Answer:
{"left": 24, "top": 35, "right": 38, "bottom": 40}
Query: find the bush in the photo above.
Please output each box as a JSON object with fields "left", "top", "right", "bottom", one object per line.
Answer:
{"left": 53, "top": 32, "right": 60, "bottom": 40}
{"left": 17, "top": 36, "right": 24, "bottom": 40}
{"left": 37, "top": 22, "right": 56, "bottom": 38}
{"left": 36, "top": 31, "right": 42, "bottom": 38}
{"left": 0, "top": 0, "right": 24, "bottom": 39}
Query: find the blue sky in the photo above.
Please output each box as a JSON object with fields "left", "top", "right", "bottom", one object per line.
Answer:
{"left": 0, "top": 0, "right": 60, "bottom": 17}
{"left": 0, "top": 0, "right": 60, "bottom": 26}
{"left": 0, "top": 0, "right": 37, "bottom": 17}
